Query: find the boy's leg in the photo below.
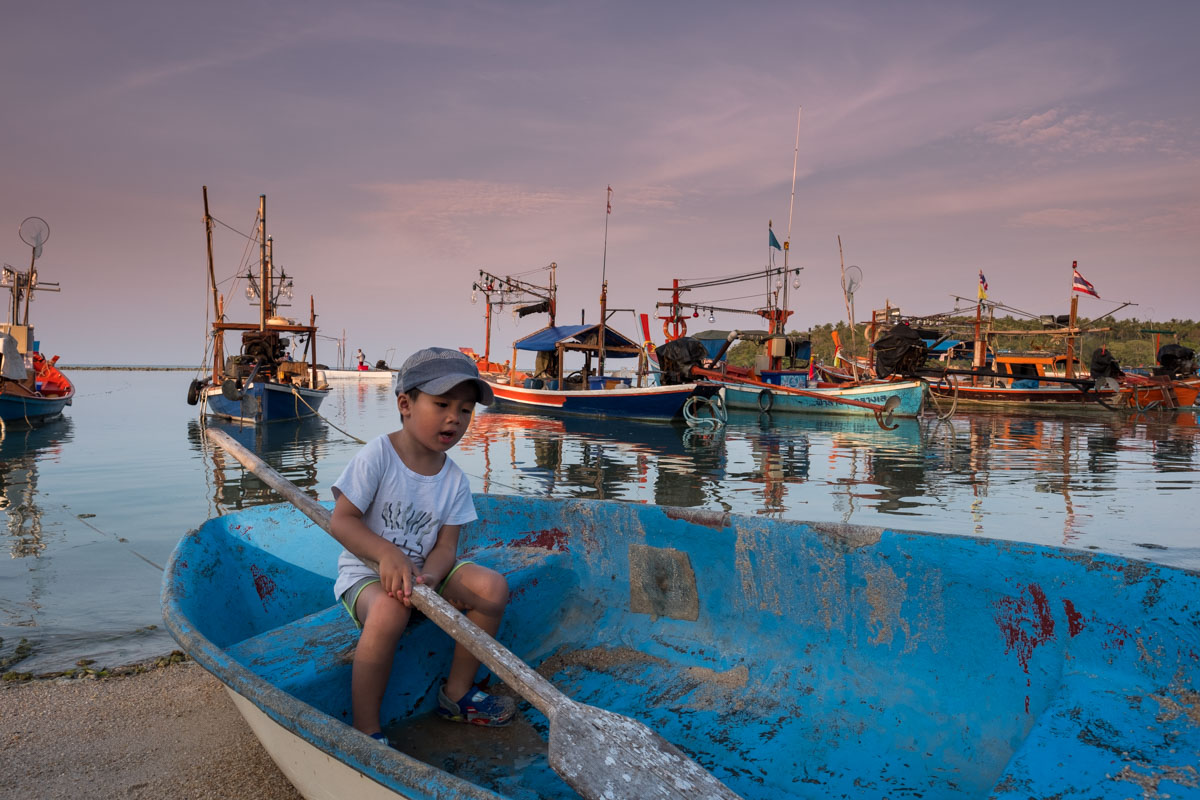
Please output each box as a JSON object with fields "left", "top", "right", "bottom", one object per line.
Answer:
{"left": 436, "top": 563, "right": 515, "bottom": 724}
{"left": 351, "top": 583, "right": 412, "bottom": 735}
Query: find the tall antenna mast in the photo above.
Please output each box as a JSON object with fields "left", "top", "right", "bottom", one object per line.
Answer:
{"left": 785, "top": 106, "right": 802, "bottom": 246}
{"left": 781, "top": 106, "right": 802, "bottom": 333}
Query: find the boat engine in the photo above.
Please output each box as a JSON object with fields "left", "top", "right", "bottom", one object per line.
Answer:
{"left": 1089, "top": 348, "right": 1124, "bottom": 380}
{"left": 655, "top": 336, "right": 709, "bottom": 384}
{"left": 1156, "top": 344, "right": 1196, "bottom": 377}
{"left": 873, "top": 324, "right": 928, "bottom": 378}
{"left": 241, "top": 331, "right": 289, "bottom": 369}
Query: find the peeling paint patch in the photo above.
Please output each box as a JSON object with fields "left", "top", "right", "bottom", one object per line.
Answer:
{"left": 993, "top": 583, "right": 1055, "bottom": 673}
{"left": 809, "top": 523, "right": 883, "bottom": 551}
{"left": 1114, "top": 763, "right": 1200, "bottom": 797}
{"left": 663, "top": 507, "right": 730, "bottom": 530}
{"left": 509, "top": 528, "right": 570, "bottom": 551}
{"left": 864, "top": 566, "right": 908, "bottom": 647}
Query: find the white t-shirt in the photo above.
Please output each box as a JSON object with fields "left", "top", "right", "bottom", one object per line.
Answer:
{"left": 331, "top": 434, "right": 476, "bottom": 600}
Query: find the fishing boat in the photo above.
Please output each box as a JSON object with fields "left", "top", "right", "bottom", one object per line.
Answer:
{"left": 653, "top": 237, "right": 923, "bottom": 426}
{"left": 188, "top": 189, "right": 330, "bottom": 424}
{"left": 668, "top": 329, "right": 926, "bottom": 419}
{"left": 164, "top": 475, "right": 1200, "bottom": 799}
{"left": 466, "top": 264, "right": 717, "bottom": 421}
{"left": 869, "top": 265, "right": 1200, "bottom": 414}
{"left": 486, "top": 323, "right": 716, "bottom": 421}
{"left": 0, "top": 217, "right": 74, "bottom": 425}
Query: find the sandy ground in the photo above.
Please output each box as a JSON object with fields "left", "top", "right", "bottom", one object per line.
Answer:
{"left": 0, "top": 660, "right": 303, "bottom": 800}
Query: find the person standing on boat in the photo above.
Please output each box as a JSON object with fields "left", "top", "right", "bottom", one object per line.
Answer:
{"left": 329, "top": 347, "right": 516, "bottom": 743}
{"left": 355, "top": 348, "right": 367, "bottom": 371}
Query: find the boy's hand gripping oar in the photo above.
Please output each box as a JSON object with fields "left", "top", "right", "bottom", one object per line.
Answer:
{"left": 204, "top": 428, "right": 743, "bottom": 800}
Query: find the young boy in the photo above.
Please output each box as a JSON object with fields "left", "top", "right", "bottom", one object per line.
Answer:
{"left": 330, "top": 347, "right": 515, "bottom": 742}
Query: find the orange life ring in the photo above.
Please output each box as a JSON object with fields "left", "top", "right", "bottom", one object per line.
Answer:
{"left": 662, "top": 318, "right": 687, "bottom": 341}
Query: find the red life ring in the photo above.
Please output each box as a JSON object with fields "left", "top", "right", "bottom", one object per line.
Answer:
{"left": 662, "top": 318, "right": 687, "bottom": 341}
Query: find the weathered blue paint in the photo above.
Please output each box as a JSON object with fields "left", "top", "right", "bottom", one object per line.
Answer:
{"left": 203, "top": 381, "right": 328, "bottom": 424}
{"left": 162, "top": 497, "right": 1200, "bottom": 799}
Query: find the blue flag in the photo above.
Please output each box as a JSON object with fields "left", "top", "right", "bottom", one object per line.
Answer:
{"left": 769, "top": 227, "right": 782, "bottom": 250}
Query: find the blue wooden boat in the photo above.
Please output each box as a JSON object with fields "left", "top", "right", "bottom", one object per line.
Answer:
{"left": 163, "top": 493, "right": 1200, "bottom": 800}
{"left": 189, "top": 190, "right": 329, "bottom": 424}
{"left": 489, "top": 379, "right": 712, "bottom": 422}
{"left": 201, "top": 378, "right": 329, "bottom": 424}
{"left": 719, "top": 375, "right": 926, "bottom": 417}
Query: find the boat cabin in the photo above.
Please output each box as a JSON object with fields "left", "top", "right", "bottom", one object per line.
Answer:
{"left": 510, "top": 323, "right": 647, "bottom": 389}
{"left": 992, "top": 352, "right": 1069, "bottom": 386}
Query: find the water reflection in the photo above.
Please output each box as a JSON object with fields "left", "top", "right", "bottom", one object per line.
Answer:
{"left": 187, "top": 417, "right": 334, "bottom": 515}
{"left": 0, "top": 417, "right": 72, "bottom": 558}
{"left": 458, "top": 408, "right": 1199, "bottom": 552}
{"left": 462, "top": 412, "right": 730, "bottom": 508}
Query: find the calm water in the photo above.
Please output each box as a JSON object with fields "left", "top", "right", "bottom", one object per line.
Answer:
{"left": 2, "top": 370, "right": 1198, "bottom": 673}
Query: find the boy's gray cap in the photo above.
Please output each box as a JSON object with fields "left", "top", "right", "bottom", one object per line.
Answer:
{"left": 395, "top": 347, "right": 494, "bottom": 405}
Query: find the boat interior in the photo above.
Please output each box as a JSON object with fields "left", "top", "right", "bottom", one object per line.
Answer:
{"left": 166, "top": 496, "right": 1200, "bottom": 800}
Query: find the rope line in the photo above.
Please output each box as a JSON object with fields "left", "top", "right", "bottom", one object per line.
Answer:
{"left": 287, "top": 383, "right": 367, "bottom": 444}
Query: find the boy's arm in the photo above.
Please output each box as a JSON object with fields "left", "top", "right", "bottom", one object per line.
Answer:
{"left": 330, "top": 493, "right": 415, "bottom": 598}
{"left": 414, "top": 524, "right": 462, "bottom": 591}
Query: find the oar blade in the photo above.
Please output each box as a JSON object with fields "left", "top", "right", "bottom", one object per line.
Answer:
{"left": 549, "top": 701, "right": 743, "bottom": 800}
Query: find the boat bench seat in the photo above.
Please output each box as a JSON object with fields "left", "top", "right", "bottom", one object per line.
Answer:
{"left": 224, "top": 602, "right": 444, "bottom": 719}
{"left": 225, "top": 604, "right": 361, "bottom": 690}
{"left": 988, "top": 671, "right": 1200, "bottom": 798}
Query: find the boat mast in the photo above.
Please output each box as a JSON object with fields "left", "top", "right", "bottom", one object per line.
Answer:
{"left": 771, "top": 106, "right": 802, "bottom": 371}
{"left": 782, "top": 106, "right": 801, "bottom": 337}
{"left": 203, "top": 187, "right": 224, "bottom": 385}
{"left": 22, "top": 238, "right": 36, "bottom": 328}
{"left": 837, "top": 235, "right": 861, "bottom": 381}
{"left": 1065, "top": 260, "right": 1079, "bottom": 379}
{"left": 203, "top": 187, "right": 220, "bottom": 321}
{"left": 258, "top": 195, "right": 270, "bottom": 332}
{"left": 599, "top": 185, "right": 612, "bottom": 378}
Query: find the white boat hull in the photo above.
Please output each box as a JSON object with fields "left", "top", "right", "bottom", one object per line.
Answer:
{"left": 225, "top": 689, "right": 412, "bottom": 800}
{"left": 323, "top": 369, "right": 396, "bottom": 382}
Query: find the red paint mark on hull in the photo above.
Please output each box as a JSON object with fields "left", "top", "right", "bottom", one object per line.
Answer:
{"left": 250, "top": 565, "right": 276, "bottom": 604}
{"left": 1063, "top": 598, "right": 1085, "bottom": 637}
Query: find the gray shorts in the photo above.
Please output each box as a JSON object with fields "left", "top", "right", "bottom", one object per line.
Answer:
{"left": 339, "top": 561, "right": 473, "bottom": 629}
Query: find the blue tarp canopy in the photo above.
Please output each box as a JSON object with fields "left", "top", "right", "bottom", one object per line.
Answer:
{"left": 513, "top": 324, "right": 641, "bottom": 357}
{"left": 925, "top": 338, "right": 963, "bottom": 354}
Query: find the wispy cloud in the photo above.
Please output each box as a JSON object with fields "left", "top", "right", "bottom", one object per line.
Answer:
{"left": 976, "top": 108, "right": 1176, "bottom": 157}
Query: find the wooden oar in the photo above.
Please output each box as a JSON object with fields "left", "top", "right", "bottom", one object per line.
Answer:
{"left": 204, "top": 427, "right": 743, "bottom": 800}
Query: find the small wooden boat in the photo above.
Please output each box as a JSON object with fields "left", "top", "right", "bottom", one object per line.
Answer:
{"left": 718, "top": 374, "right": 926, "bottom": 416}
{"left": 322, "top": 367, "right": 397, "bottom": 382}
{"left": 164, "top": 490, "right": 1200, "bottom": 800}
{"left": 189, "top": 189, "right": 330, "bottom": 424}
{"left": 488, "top": 377, "right": 714, "bottom": 421}
{"left": 0, "top": 217, "right": 74, "bottom": 426}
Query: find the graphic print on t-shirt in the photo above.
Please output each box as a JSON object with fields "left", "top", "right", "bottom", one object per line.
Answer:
{"left": 379, "top": 500, "right": 438, "bottom": 559}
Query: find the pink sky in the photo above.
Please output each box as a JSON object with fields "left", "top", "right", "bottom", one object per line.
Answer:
{"left": 2, "top": 1, "right": 1197, "bottom": 365}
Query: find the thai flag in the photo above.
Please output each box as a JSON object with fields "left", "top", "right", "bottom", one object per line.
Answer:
{"left": 1071, "top": 261, "right": 1099, "bottom": 298}
{"left": 978, "top": 271, "right": 988, "bottom": 300}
